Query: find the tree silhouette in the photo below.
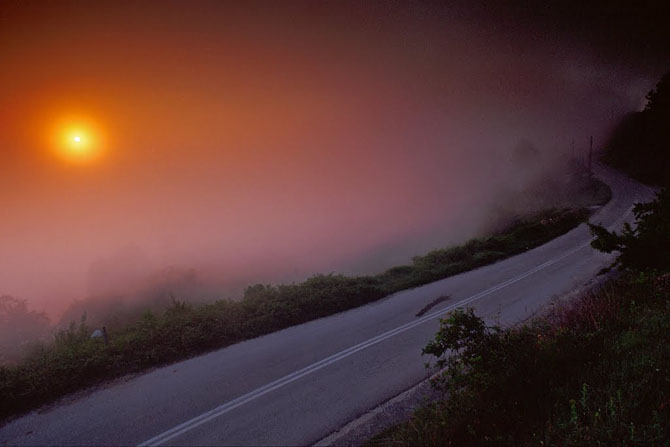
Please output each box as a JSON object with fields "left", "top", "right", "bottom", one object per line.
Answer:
{"left": 0, "top": 295, "right": 50, "bottom": 363}
{"left": 645, "top": 72, "right": 670, "bottom": 113}
{"left": 589, "top": 189, "right": 670, "bottom": 272}
{"left": 604, "top": 72, "right": 670, "bottom": 186}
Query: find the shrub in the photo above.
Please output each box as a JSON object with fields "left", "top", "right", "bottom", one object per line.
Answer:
{"left": 373, "top": 273, "right": 670, "bottom": 446}
{"left": 590, "top": 189, "right": 670, "bottom": 272}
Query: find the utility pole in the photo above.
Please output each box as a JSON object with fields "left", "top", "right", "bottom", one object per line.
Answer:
{"left": 588, "top": 136, "right": 593, "bottom": 175}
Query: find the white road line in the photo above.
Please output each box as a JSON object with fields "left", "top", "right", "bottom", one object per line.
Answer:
{"left": 138, "top": 207, "right": 632, "bottom": 446}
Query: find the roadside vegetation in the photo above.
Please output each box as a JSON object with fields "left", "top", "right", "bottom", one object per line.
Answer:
{"left": 371, "top": 271, "right": 670, "bottom": 446}
{"left": 370, "top": 72, "right": 670, "bottom": 446}
{"left": 371, "top": 189, "right": 670, "bottom": 447}
{"left": 0, "top": 207, "right": 596, "bottom": 422}
{"left": 0, "top": 170, "right": 608, "bottom": 422}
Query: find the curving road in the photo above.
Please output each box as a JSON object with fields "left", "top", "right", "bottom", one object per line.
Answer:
{"left": 0, "top": 166, "right": 655, "bottom": 446}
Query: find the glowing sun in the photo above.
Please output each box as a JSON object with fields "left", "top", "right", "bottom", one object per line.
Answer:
{"left": 50, "top": 116, "right": 105, "bottom": 164}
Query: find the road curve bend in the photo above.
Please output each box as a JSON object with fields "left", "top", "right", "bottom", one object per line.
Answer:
{"left": 0, "top": 165, "right": 655, "bottom": 446}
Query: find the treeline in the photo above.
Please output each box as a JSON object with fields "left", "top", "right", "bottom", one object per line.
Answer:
{"left": 0, "top": 297, "right": 50, "bottom": 365}
{"left": 603, "top": 72, "right": 670, "bottom": 187}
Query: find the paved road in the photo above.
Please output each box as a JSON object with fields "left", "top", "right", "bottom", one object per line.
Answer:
{"left": 0, "top": 166, "right": 654, "bottom": 446}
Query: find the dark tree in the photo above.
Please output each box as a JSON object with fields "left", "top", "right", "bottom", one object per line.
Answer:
{"left": 589, "top": 189, "right": 670, "bottom": 272}
{"left": 603, "top": 72, "right": 670, "bottom": 187}
{"left": 645, "top": 72, "right": 670, "bottom": 113}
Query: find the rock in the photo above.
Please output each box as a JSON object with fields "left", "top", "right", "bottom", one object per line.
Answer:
{"left": 90, "top": 329, "right": 103, "bottom": 339}
{"left": 90, "top": 327, "right": 109, "bottom": 343}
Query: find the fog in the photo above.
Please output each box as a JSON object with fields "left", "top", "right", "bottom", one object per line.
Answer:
{"left": 0, "top": 1, "right": 664, "bottom": 332}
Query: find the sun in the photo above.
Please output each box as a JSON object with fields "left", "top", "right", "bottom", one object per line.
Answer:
{"left": 50, "top": 116, "right": 105, "bottom": 164}
{"left": 61, "top": 129, "right": 96, "bottom": 161}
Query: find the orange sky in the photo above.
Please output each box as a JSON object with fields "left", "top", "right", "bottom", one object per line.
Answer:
{"left": 0, "top": 1, "right": 660, "bottom": 317}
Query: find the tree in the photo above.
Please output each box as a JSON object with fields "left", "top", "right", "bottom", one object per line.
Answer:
{"left": 603, "top": 72, "right": 670, "bottom": 187}
{"left": 645, "top": 72, "right": 670, "bottom": 113}
{"left": 0, "top": 296, "right": 50, "bottom": 363}
{"left": 589, "top": 189, "right": 670, "bottom": 271}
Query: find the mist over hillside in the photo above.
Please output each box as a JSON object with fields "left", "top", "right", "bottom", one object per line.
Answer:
{"left": 0, "top": 1, "right": 665, "bottom": 353}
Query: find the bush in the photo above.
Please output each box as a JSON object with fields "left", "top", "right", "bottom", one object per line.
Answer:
{"left": 373, "top": 273, "right": 670, "bottom": 446}
{"left": 590, "top": 189, "right": 670, "bottom": 272}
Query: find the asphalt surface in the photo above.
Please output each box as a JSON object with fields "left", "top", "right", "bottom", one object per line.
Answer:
{"left": 0, "top": 166, "right": 654, "bottom": 447}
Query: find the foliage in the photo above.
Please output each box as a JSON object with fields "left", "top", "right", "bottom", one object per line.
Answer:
{"left": 603, "top": 72, "right": 670, "bottom": 187}
{"left": 589, "top": 189, "right": 670, "bottom": 272}
{"left": 372, "top": 273, "right": 670, "bottom": 446}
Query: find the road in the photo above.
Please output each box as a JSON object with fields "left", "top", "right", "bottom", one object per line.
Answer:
{"left": 0, "top": 166, "right": 654, "bottom": 446}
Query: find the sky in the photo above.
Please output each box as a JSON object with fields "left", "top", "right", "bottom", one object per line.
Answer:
{"left": 0, "top": 1, "right": 666, "bottom": 318}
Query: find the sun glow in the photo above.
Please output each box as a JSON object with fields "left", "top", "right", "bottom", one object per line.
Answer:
{"left": 51, "top": 116, "right": 105, "bottom": 164}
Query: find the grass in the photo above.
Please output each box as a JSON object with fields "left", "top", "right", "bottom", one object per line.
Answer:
{"left": 369, "top": 271, "right": 670, "bottom": 446}
{"left": 0, "top": 182, "right": 608, "bottom": 423}
{"left": 377, "top": 208, "right": 590, "bottom": 293}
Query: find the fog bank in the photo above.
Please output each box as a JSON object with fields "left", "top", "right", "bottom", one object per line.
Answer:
{"left": 0, "top": 1, "right": 664, "bottom": 322}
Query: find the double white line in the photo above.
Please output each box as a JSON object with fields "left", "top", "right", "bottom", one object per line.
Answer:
{"left": 139, "top": 206, "right": 632, "bottom": 446}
